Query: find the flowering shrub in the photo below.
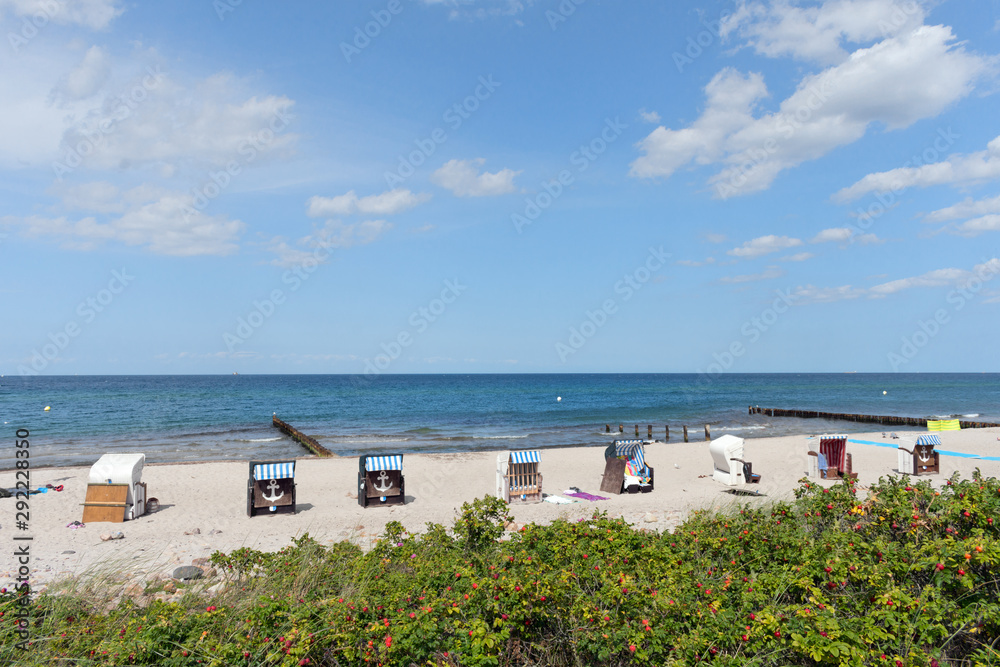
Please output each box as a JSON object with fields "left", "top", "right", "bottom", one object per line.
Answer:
{"left": 2, "top": 472, "right": 999, "bottom": 665}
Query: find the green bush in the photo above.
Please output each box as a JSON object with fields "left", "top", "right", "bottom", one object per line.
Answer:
{"left": 2, "top": 472, "right": 999, "bottom": 666}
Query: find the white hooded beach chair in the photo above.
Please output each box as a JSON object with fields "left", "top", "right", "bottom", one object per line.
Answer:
{"left": 709, "top": 435, "right": 759, "bottom": 486}
{"left": 82, "top": 453, "right": 147, "bottom": 522}
{"left": 496, "top": 450, "right": 543, "bottom": 504}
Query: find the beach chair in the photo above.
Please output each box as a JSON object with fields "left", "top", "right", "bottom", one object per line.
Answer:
{"left": 82, "top": 453, "right": 147, "bottom": 523}
{"left": 709, "top": 435, "right": 759, "bottom": 486}
{"left": 247, "top": 460, "right": 296, "bottom": 517}
{"left": 808, "top": 434, "right": 857, "bottom": 480}
{"left": 898, "top": 434, "right": 941, "bottom": 476}
{"left": 496, "top": 450, "right": 543, "bottom": 504}
{"left": 600, "top": 439, "right": 653, "bottom": 495}
{"left": 358, "top": 454, "right": 405, "bottom": 508}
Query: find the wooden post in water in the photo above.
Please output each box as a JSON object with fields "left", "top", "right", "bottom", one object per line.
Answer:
{"left": 683, "top": 426, "right": 689, "bottom": 443}
{"left": 665, "top": 425, "right": 669, "bottom": 442}
{"left": 705, "top": 424, "right": 711, "bottom": 441}
{"left": 647, "top": 425, "right": 653, "bottom": 440}
{"left": 619, "top": 424, "right": 624, "bottom": 433}
{"left": 634, "top": 424, "right": 639, "bottom": 437}
{"left": 606, "top": 424, "right": 610, "bottom": 433}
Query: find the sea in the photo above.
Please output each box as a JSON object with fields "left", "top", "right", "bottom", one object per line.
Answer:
{"left": 2, "top": 373, "right": 998, "bottom": 470}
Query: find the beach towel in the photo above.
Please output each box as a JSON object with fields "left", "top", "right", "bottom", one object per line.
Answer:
{"left": 565, "top": 491, "right": 609, "bottom": 502}
{"left": 543, "top": 495, "right": 577, "bottom": 504}
{"left": 817, "top": 452, "right": 828, "bottom": 472}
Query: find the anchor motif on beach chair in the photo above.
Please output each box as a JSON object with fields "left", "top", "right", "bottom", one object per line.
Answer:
{"left": 359, "top": 454, "right": 405, "bottom": 508}
{"left": 898, "top": 434, "right": 940, "bottom": 476}
{"left": 247, "top": 460, "right": 296, "bottom": 517}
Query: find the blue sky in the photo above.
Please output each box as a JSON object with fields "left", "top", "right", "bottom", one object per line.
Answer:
{"left": 2, "top": 0, "right": 999, "bottom": 375}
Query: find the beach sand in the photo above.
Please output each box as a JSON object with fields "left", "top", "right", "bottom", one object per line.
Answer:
{"left": 3, "top": 428, "right": 999, "bottom": 592}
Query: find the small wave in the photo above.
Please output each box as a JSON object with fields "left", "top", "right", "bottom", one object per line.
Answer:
{"left": 404, "top": 427, "right": 438, "bottom": 434}
{"left": 241, "top": 437, "right": 283, "bottom": 443}
{"left": 962, "top": 413, "right": 980, "bottom": 418}
{"left": 717, "top": 425, "right": 769, "bottom": 432}
{"left": 477, "top": 434, "right": 530, "bottom": 440}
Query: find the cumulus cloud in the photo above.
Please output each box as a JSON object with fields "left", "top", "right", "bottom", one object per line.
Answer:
{"left": 639, "top": 109, "right": 661, "bottom": 123}
{"left": 431, "top": 158, "right": 519, "bottom": 197}
{"left": 632, "top": 23, "right": 988, "bottom": 197}
{"left": 727, "top": 234, "right": 802, "bottom": 258}
{"left": 720, "top": 0, "right": 927, "bottom": 65}
{"left": 787, "top": 258, "right": 1000, "bottom": 303}
{"left": 266, "top": 219, "right": 392, "bottom": 268}
{"left": 52, "top": 45, "right": 111, "bottom": 102}
{"left": 0, "top": 0, "right": 124, "bottom": 30}
{"left": 925, "top": 194, "right": 1000, "bottom": 223}
{"left": 5, "top": 188, "right": 244, "bottom": 255}
{"left": 955, "top": 215, "right": 1000, "bottom": 236}
{"left": 834, "top": 135, "right": 1000, "bottom": 203}
{"left": 306, "top": 189, "right": 430, "bottom": 218}
{"left": 811, "top": 227, "right": 852, "bottom": 243}
{"left": 719, "top": 265, "right": 783, "bottom": 283}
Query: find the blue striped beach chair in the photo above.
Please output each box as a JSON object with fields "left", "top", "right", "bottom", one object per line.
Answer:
{"left": 496, "top": 450, "right": 543, "bottom": 504}
{"left": 358, "top": 454, "right": 405, "bottom": 508}
{"left": 247, "top": 460, "right": 296, "bottom": 517}
{"left": 898, "top": 434, "right": 941, "bottom": 476}
{"left": 600, "top": 439, "right": 654, "bottom": 495}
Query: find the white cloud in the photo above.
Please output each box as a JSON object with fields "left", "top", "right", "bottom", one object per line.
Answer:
{"left": 676, "top": 257, "right": 716, "bottom": 267}
{"left": 782, "top": 252, "right": 814, "bottom": 261}
{"left": 727, "top": 234, "right": 802, "bottom": 258}
{"left": 52, "top": 45, "right": 110, "bottom": 101}
{"left": 306, "top": 189, "right": 430, "bottom": 218}
{"left": 720, "top": 265, "right": 783, "bottom": 283}
{"left": 0, "top": 0, "right": 124, "bottom": 30}
{"left": 53, "top": 180, "right": 122, "bottom": 212}
{"left": 789, "top": 284, "right": 866, "bottom": 303}
{"left": 834, "top": 135, "right": 1000, "bottom": 202}
{"left": 267, "top": 219, "right": 392, "bottom": 268}
{"left": 925, "top": 194, "right": 1000, "bottom": 223}
{"left": 630, "top": 68, "right": 767, "bottom": 180}
{"left": 431, "top": 158, "right": 520, "bottom": 197}
{"left": 6, "top": 189, "right": 244, "bottom": 256}
{"left": 721, "top": 0, "right": 926, "bottom": 64}
{"left": 811, "top": 227, "right": 852, "bottom": 243}
{"left": 956, "top": 215, "right": 1000, "bottom": 236}
{"left": 632, "top": 25, "right": 988, "bottom": 197}
{"left": 788, "top": 259, "right": 1000, "bottom": 303}
{"left": 705, "top": 233, "right": 728, "bottom": 243}
{"left": 639, "top": 109, "right": 661, "bottom": 123}
{"left": 419, "top": 0, "right": 532, "bottom": 19}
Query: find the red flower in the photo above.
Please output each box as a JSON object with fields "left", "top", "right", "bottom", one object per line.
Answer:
{"left": 629, "top": 645, "right": 636, "bottom": 653}
{"left": 385, "top": 636, "right": 392, "bottom": 648}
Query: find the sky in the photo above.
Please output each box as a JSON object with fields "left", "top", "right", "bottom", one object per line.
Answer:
{"left": 2, "top": 0, "right": 999, "bottom": 376}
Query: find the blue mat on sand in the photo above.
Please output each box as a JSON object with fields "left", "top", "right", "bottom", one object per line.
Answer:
{"left": 847, "top": 439, "right": 1000, "bottom": 462}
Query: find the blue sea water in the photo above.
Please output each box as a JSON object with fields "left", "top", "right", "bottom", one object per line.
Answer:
{"left": 1, "top": 374, "right": 998, "bottom": 469}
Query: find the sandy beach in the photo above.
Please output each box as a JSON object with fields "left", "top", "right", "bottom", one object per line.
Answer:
{"left": 3, "top": 428, "right": 999, "bottom": 593}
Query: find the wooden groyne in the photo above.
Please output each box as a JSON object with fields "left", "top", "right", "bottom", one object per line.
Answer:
{"left": 272, "top": 415, "right": 333, "bottom": 456}
{"left": 604, "top": 423, "right": 711, "bottom": 442}
{"left": 749, "top": 407, "right": 1000, "bottom": 429}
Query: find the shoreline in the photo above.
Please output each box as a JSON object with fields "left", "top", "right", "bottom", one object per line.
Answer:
{"left": 2, "top": 427, "right": 999, "bottom": 592}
